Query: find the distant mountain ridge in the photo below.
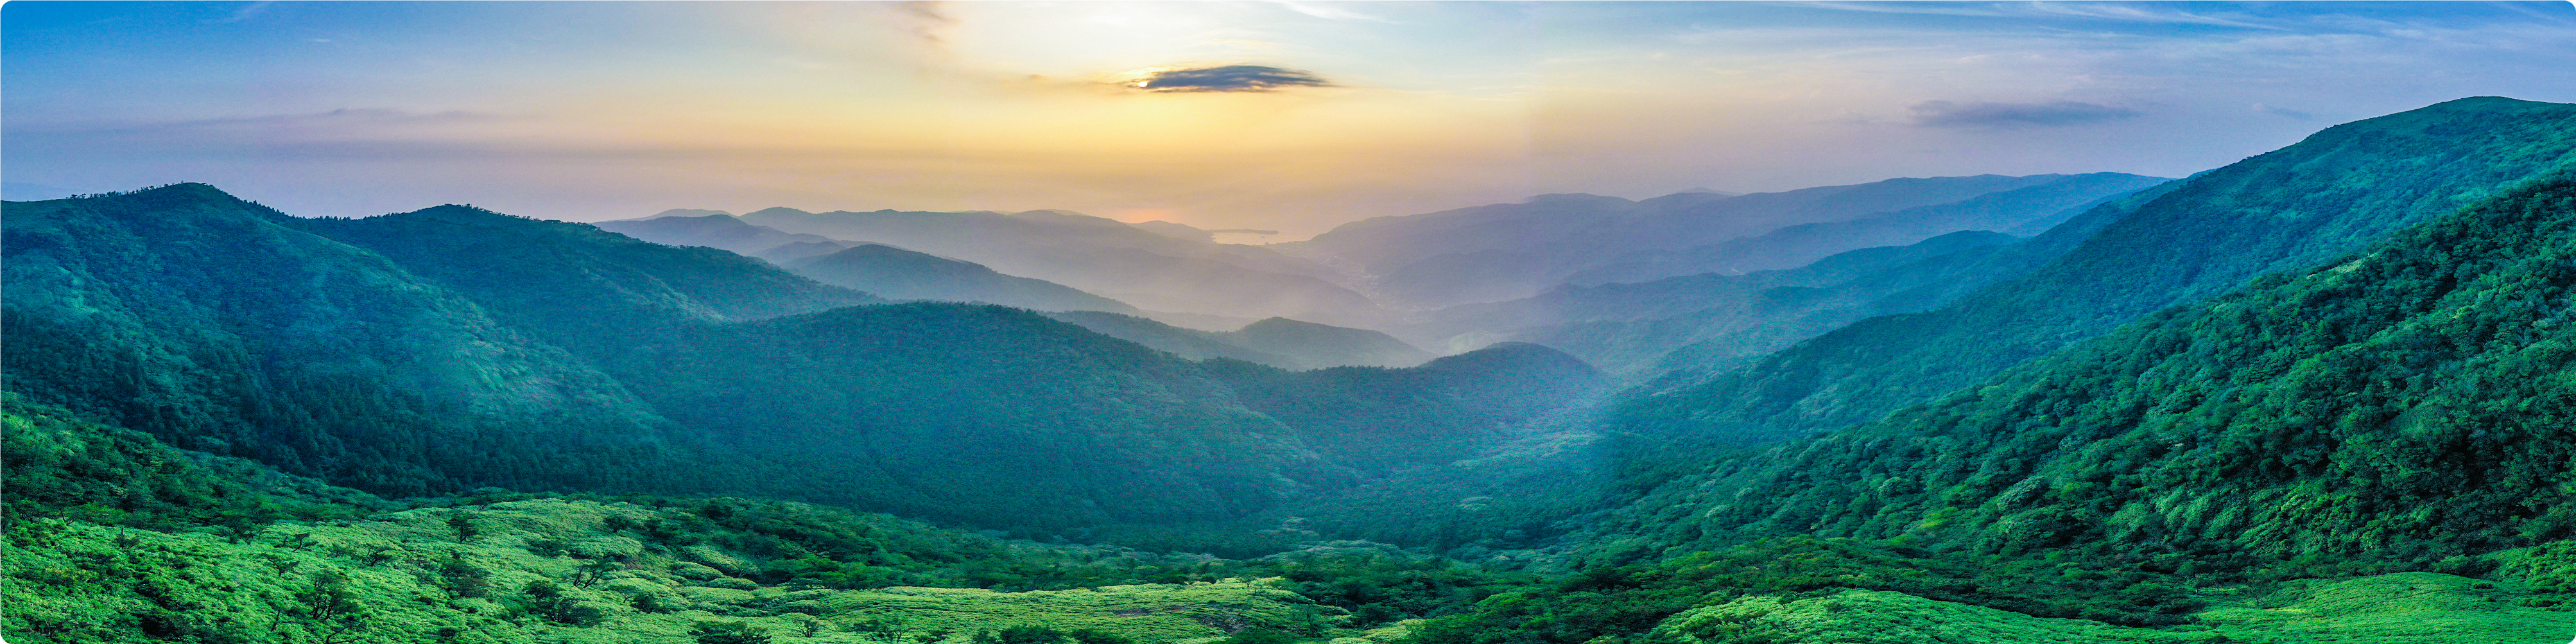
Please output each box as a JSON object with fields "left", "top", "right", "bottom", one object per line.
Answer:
{"left": 598, "top": 211, "right": 1143, "bottom": 315}
{"left": 730, "top": 206, "right": 1387, "bottom": 326}
{"left": 596, "top": 211, "right": 838, "bottom": 256}
{"left": 1288, "top": 173, "right": 2166, "bottom": 307}
{"left": 1046, "top": 311, "right": 1436, "bottom": 370}
{"left": 1614, "top": 95, "right": 2576, "bottom": 444}
{"left": 786, "top": 243, "right": 1141, "bottom": 314}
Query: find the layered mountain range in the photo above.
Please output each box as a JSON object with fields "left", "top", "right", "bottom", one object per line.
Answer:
{"left": 8, "top": 96, "right": 2575, "bottom": 644}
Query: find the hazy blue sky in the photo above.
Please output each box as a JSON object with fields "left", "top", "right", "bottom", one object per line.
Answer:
{"left": 7, "top": 1, "right": 2573, "bottom": 236}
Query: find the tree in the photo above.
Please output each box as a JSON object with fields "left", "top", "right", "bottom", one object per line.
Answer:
{"left": 293, "top": 571, "right": 371, "bottom": 644}
{"left": 691, "top": 620, "right": 774, "bottom": 644}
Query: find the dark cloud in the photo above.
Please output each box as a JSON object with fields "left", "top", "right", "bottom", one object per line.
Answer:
{"left": 1125, "top": 65, "right": 1334, "bottom": 93}
{"left": 1908, "top": 100, "right": 2143, "bottom": 128}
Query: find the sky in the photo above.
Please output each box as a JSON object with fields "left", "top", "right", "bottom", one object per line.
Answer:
{"left": 6, "top": 1, "right": 2573, "bottom": 239}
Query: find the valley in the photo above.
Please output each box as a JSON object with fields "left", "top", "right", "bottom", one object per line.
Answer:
{"left": 8, "top": 88, "right": 2576, "bottom": 644}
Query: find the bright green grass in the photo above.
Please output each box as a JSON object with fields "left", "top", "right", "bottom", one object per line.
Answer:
{"left": 825, "top": 582, "right": 1340, "bottom": 643}
{"left": 1, "top": 500, "right": 1338, "bottom": 644}
{"left": 1629, "top": 572, "right": 2576, "bottom": 644}
{"left": 2197, "top": 572, "right": 2576, "bottom": 643}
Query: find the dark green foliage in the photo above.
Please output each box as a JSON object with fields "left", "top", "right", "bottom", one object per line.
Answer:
{"left": 1, "top": 186, "right": 679, "bottom": 498}
{"left": 618, "top": 302, "right": 1342, "bottom": 527}
{"left": 1618, "top": 96, "right": 2576, "bottom": 440}
{"left": 1607, "top": 175, "right": 2576, "bottom": 567}
{"left": 1065, "top": 629, "right": 1136, "bottom": 644}
{"left": 1402, "top": 537, "right": 2217, "bottom": 643}
{"left": 1216, "top": 627, "right": 1297, "bottom": 644}
{"left": 1260, "top": 545, "right": 1535, "bottom": 623}
{"left": 691, "top": 620, "right": 774, "bottom": 644}
{"left": 1203, "top": 343, "right": 1605, "bottom": 471}
{"left": 0, "top": 397, "right": 387, "bottom": 533}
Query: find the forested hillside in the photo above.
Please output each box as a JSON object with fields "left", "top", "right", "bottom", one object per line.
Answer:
{"left": 1616, "top": 96, "right": 2576, "bottom": 442}
{"left": 0, "top": 186, "right": 682, "bottom": 497}
{"left": 241, "top": 198, "right": 1368, "bottom": 528}
{"left": 1398, "top": 164, "right": 2576, "bottom": 644}
{"left": 4, "top": 401, "right": 1512, "bottom": 643}
{"left": 1, "top": 186, "right": 1608, "bottom": 532}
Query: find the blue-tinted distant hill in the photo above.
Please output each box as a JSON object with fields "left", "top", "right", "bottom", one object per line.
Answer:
{"left": 1285, "top": 173, "right": 2164, "bottom": 307}
{"left": 731, "top": 206, "right": 1388, "bottom": 327}
{"left": 1048, "top": 311, "right": 1434, "bottom": 370}
{"left": 784, "top": 243, "right": 1141, "bottom": 315}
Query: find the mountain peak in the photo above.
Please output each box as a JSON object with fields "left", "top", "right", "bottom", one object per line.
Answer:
{"left": 648, "top": 208, "right": 734, "bottom": 219}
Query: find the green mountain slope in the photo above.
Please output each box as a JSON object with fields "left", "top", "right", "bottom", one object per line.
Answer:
{"left": 289, "top": 205, "right": 1347, "bottom": 527}
{"left": 291, "top": 205, "right": 879, "bottom": 361}
{"left": 0, "top": 403, "right": 1352, "bottom": 644}
{"left": 1617, "top": 96, "right": 2576, "bottom": 440}
{"left": 1397, "top": 173, "right": 2576, "bottom": 644}
{"left": 0, "top": 186, "right": 677, "bottom": 497}
{"left": 784, "top": 243, "right": 1139, "bottom": 314}
{"left": 1204, "top": 342, "right": 1607, "bottom": 472}
{"left": 621, "top": 303, "right": 1342, "bottom": 526}
{"left": 1607, "top": 172, "right": 2576, "bottom": 582}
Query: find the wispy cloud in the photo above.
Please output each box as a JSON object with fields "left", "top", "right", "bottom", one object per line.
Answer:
{"left": 1270, "top": 1, "right": 1394, "bottom": 23}
{"left": 892, "top": 1, "right": 956, "bottom": 46}
{"left": 1777, "top": 1, "right": 2283, "bottom": 30}
{"left": 1908, "top": 100, "right": 2143, "bottom": 128}
{"left": 1107, "top": 65, "right": 1335, "bottom": 93}
{"left": 210, "top": 1, "right": 273, "bottom": 24}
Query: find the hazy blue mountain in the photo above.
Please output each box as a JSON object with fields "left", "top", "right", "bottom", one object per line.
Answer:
{"left": 784, "top": 243, "right": 1139, "bottom": 314}
{"left": 1289, "top": 173, "right": 2161, "bottom": 307}
{"left": 1130, "top": 220, "right": 1217, "bottom": 242}
{"left": 1045, "top": 310, "right": 1306, "bottom": 367}
{"left": 1407, "top": 230, "right": 2022, "bottom": 372}
{"left": 1046, "top": 311, "right": 1435, "bottom": 370}
{"left": 1614, "top": 96, "right": 2576, "bottom": 444}
{"left": 1562, "top": 172, "right": 2170, "bottom": 286}
{"left": 593, "top": 211, "right": 838, "bottom": 257}
{"left": 1219, "top": 318, "right": 1436, "bottom": 369}
{"left": 756, "top": 239, "right": 857, "bottom": 262}
{"left": 731, "top": 207, "right": 1387, "bottom": 326}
